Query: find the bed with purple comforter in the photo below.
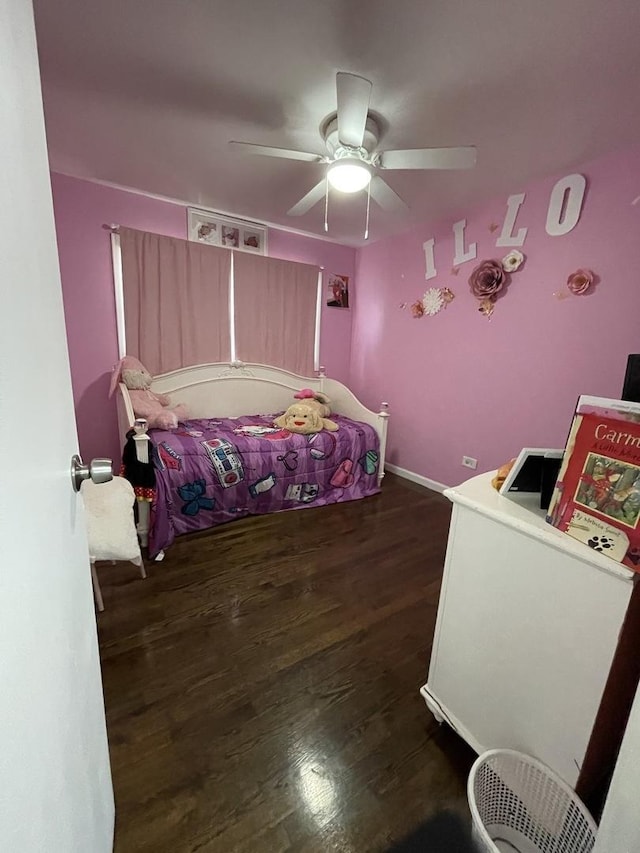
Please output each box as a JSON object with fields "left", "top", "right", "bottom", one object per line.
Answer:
{"left": 147, "top": 413, "right": 381, "bottom": 556}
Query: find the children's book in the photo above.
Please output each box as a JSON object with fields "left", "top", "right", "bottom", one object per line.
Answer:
{"left": 546, "top": 395, "right": 640, "bottom": 571}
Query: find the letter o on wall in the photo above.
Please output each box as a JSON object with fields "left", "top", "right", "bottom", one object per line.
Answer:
{"left": 545, "top": 174, "right": 586, "bottom": 236}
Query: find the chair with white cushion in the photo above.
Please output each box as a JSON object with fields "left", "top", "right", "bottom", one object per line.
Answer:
{"left": 81, "top": 476, "right": 146, "bottom": 611}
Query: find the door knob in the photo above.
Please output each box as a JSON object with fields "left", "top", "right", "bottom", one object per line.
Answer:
{"left": 71, "top": 455, "right": 113, "bottom": 492}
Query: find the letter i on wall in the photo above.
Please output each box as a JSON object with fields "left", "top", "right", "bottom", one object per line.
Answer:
{"left": 423, "top": 239, "right": 436, "bottom": 280}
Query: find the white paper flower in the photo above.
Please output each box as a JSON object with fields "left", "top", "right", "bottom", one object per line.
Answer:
{"left": 422, "top": 287, "right": 445, "bottom": 316}
{"left": 502, "top": 250, "right": 525, "bottom": 273}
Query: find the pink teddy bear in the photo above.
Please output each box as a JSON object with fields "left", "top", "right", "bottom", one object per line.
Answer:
{"left": 109, "top": 356, "right": 188, "bottom": 430}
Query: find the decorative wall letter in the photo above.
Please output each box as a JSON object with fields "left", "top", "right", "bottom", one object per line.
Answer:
{"left": 495, "top": 193, "right": 528, "bottom": 247}
{"left": 423, "top": 239, "right": 437, "bottom": 280}
{"left": 452, "top": 219, "right": 477, "bottom": 265}
{"left": 545, "top": 174, "right": 586, "bottom": 236}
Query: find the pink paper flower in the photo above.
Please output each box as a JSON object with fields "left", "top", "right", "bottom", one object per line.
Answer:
{"left": 567, "top": 269, "right": 593, "bottom": 295}
{"left": 469, "top": 259, "right": 507, "bottom": 301}
{"left": 410, "top": 300, "right": 424, "bottom": 318}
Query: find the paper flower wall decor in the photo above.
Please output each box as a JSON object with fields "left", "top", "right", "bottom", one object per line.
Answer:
{"left": 469, "top": 259, "right": 507, "bottom": 300}
{"left": 469, "top": 259, "right": 509, "bottom": 318}
{"left": 407, "top": 287, "right": 455, "bottom": 318}
{"left": 441, "top": 287, "right": 455, "bottom": 306}
{"left": 567, "top": 268, "right": 594, "bottom": 295}
{"left": 478, "top": 298, "right": 496, "bottom": 318}
{"left": 423, "top": 287, "right": 445, "bottom": 316}
{"left": 553, "top": 290, "right": 570, "bottom": 301}
{"left": 410, "top": 299, "right": 425, "bottom": 318}
{"left": 502, "top": 250, "right": 525, "bottom": 273}
{"left": 468, "top": 253, "right": 527, "bottom": 318}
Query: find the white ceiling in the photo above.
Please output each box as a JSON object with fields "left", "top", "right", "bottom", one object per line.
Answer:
{"left": 34, "top": 0, "right": 640, "bottom": 247}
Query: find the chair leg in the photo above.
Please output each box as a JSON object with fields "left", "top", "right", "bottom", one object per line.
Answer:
{"left": 90, "top": 561, "right": 105, "bottom": 612}
{"left": 132, "top": 555, "right": 147, "bottom": 579}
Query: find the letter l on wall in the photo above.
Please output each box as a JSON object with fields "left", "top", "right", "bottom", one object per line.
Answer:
{"left": 453, "top": 219, "right": 477, "bottom": 265}
{"left": 496, "top": 193, "right": 528, "bottom": 247}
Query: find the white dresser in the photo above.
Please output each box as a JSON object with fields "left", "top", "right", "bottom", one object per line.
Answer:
{"left": 422, "top": 471, "right": 636, "bottom": 787}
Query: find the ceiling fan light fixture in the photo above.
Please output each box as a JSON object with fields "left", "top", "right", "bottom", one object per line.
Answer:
{"left": 327, "top": 157, "right": 372, "bottom": 193}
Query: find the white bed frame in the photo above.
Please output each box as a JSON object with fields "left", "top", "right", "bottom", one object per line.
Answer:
{"left": 116, "top": 361, "right": 389, "bottom": 556}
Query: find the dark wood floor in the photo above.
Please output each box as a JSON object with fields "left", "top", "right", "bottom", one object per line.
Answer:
{"left": 97, "top": 474, "right": 475, "bottom": 852}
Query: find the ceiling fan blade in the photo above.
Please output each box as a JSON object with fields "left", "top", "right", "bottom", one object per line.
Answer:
{"left": 380, "top": 146, "right": 477, "bottom": 170}
{"left": 336, "top": 72, "right": 372, "bottom": 149}
{"left": 369, "top": 176, "right": 409, "bottom": 214}
{"left": 287, "top": 180, "right": 327, "bottom": 216}
{"left": 229, "top": 141, "right": 323, "bottom": 163}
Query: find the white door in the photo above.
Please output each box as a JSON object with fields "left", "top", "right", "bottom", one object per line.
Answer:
{"left": 0, "top": 2, "right": 114, "bottom": 850}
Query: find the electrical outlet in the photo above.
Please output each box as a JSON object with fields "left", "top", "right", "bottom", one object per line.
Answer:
{"left": 462, "top": 456, "right": 478, "bottom": 470}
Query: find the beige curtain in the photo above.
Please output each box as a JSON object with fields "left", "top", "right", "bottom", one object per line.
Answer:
{"left": 120, "top": 227, "right": 231, "bottom": 374}
{"left": 233, "top": 252, "right": 319, "bottom": 375}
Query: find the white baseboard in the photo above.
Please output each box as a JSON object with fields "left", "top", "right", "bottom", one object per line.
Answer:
{"left": 385, "top": 463, "right": 449, "bottom": 494}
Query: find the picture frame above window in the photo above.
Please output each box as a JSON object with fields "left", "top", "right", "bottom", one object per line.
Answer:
{"left": 187, "top": 208, "right": 268, "bottom": 255}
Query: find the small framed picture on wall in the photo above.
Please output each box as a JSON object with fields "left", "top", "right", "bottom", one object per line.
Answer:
{"left": 187, "top": 208, "right": 268, "bottom": 255}
{"left": 327, "top": 273, "right": 350, "bottom": 308}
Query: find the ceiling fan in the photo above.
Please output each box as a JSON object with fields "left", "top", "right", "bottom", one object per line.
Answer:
{"left": 229, "top": 72, "right": 476, "bottom": 232}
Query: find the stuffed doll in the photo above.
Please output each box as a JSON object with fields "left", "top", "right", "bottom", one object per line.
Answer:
{"left": 109, "top": 355, "right": 188, "bottom": 430}
{"left": 274, "top": 402, "right": 338, "bottom": 434}
{"left": 293, "top": 388, "right": 332, "bottom": 418}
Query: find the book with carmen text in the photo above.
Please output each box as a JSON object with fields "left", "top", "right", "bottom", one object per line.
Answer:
{"left": 546, "top": 395, "right": 640, "bottom": 571}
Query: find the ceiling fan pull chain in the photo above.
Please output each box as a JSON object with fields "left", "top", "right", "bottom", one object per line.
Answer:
{"left": 324, "top": 176, "right": 330, "bottom": 232}
{"left": 364, "top": 179, "right": 371, "bottom": 240}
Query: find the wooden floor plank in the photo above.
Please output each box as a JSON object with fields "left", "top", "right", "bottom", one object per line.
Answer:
{"left": 97, "top": 474, "right": 474, "bottom": 852}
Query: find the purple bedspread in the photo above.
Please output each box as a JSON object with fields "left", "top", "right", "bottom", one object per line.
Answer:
{"left": 148, "top": 413, "right": 381, "bottom": 556}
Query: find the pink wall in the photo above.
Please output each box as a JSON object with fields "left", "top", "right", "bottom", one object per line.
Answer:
{"left": 350, "top": 146, "right": 640, "bottom": 487}
{"left": 51, "top": 173, "right": 354, "bottom": 465}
